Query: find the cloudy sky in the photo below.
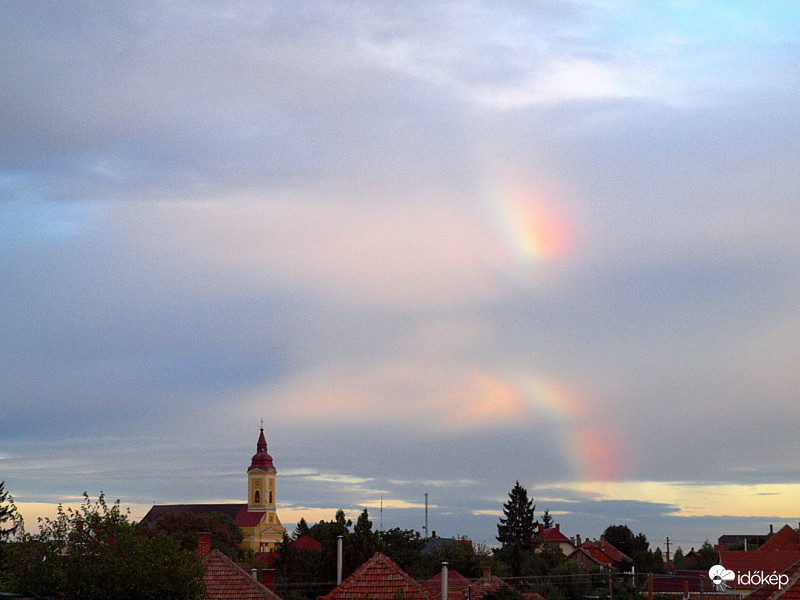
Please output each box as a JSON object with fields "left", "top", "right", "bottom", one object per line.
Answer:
{"left": 3, "top": 1, "right": 800, "bottom": 554}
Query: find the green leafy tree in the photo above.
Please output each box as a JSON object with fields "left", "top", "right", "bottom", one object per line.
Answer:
{"left": 153, "top": 510, "right": 243, "bottom": 559}
{"left": 673, "top": 546, "right": 685, "bottom": 569}
{"left": 602, "top": 524, "right": 649, "bottom": 558}
{"left": 5, "top": 492, "right": 205, "bottom": 600}
{"left": 377, "top": 527, "right": 422, "bottom": 573}
{"left": 496, "top": 481, "right": 537, "bottom": 576}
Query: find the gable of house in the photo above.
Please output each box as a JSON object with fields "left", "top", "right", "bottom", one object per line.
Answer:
{"left": 318, "top": 552, "right": 429, "bottom": 600}
{"left": 760, "top": 526, "right": 800, "bottom": 553}
{"left": 204, "top": 549, "right": 283, "bottom": 600}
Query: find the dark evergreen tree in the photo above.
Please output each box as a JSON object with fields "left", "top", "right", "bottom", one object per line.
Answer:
{"left": 496, "top": 481, "right": 537, "bottom": 576}
{"left": 541, "top": 509, "right": 554, "bottom": 529}
{"left": 0, "top": 481, "right": 21, "bottom": 542}
{"left": 294, "top": 517, "right": 312, "bottom": 539}
{"left": 350, "top": 509, "right": 379, "bottom": 568}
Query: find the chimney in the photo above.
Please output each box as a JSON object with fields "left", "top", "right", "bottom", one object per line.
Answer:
{"left": 197, "top": 532, "right": 211, "bottom": 557}
{"left": 555, "top": 523, "right": 560, "bottom": 532}
{"left": 576, "top": 534, "right": 582, "bottom": 547}
{"left": 262, "top": 569, "right": 276, "bottom": 591}
{"left": 770, "top": 524, "right": 774, "bottom": 536}
{"left": 432, "top": 531, "right": 437, "bottom": 539}
{"left": 483, "top": 567, "right": 491, "bottom": 586}
{"left": 683, "top": 580, "right": 690, "bottom": 600}
{"left": 441, "top": 562, "right": 449, "bottom": 600}
{"left": 601, "top": 534, "right": 606, "bottom": 547}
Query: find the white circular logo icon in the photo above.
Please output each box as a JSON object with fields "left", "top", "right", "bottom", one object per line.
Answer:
{"left": 709, "top": 565, "right": 735, "bottom": 587}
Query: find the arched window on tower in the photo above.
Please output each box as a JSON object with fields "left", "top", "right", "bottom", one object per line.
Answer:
{"left": 268, "top": 491, "right": 273, "bottom": 504}
{"left": 254, "top": 490, "right": 261, "bottom": 504}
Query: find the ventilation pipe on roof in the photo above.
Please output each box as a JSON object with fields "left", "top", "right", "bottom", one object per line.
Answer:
{"left": 337, "top": 535, "right": 343, "bottom": 585}
{"left": 441, "top": 562, "right": 449, "bottom": 600}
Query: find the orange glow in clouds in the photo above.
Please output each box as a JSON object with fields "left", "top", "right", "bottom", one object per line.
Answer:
{"left": 496, "top": 187, "right": 573, "bottom": 264}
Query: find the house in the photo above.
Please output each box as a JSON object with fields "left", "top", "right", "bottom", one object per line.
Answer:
{"left": 199, "top": 531, "right": 283, "bottom": 600}
{"left": 650, "top": 570, "right": 715, "bottom": 594}
{"left": 423, "top": 569, "right": 473, "bottom": 600}
{"left": 567, "top": 535, "right": 630, "bottom": 571}
{"left": 537, "top": 524, "right": 574, "bottom": 557}
{"left": 468, "top": 568, "right": 507, "bottom": 598}
{"left": 140, "top": 427, "right": 286, "bottom": 552}
{"left": 719, "top": 526, "right": 800, "bottom": 594}
{"left": 318, "top": 553, "right": 429, "bottom": 600}
{"left": 423, "top": 532, "right": 474, "bottom": 555}
{"left": 744, "top": 558, "right": 800, "bottom": 600}
{"left": 567, "top": 546, "right": 614, "bottom": 571}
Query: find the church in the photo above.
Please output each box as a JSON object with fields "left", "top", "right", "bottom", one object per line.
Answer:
{"left": 140, "top": 426, "right": 286, "bottom": 552}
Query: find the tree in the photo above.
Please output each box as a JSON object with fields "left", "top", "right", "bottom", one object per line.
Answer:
{"left": 541, "top": 509, "right": 554, "bottom": 529}
{"left": 673, "top": 546, "right": 685, "bottom": 569}
{"left": 496, "top": 481, "right": 537, "bottom": 576}
{"left": 5, "top": 492, "right": 205, "bottom": 600}
{"left": 350, "top": 509, "right": 379, "bottom": 568}
{"left": 377, "top": 527, "right": 422, "bottom": 573}
{"left": 294, "top": 517, "right": 312, "bottom": 539}
{"left": 694, "top": 540, "right": 718, "bottom": 571}
{"left": 602, "top": 524, "right": 648, "bottom": 558}
{"left": 153, "top": 510, "right": 243, "bottom": 559}
{"left": 0, "top": 482, "right": 22, "bottom": 542}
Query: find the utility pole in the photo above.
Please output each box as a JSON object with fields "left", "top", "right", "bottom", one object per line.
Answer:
{"left": 666, "top": 537, "right": 671, "bottom": 571}
{"left": 424, "top": 492, "right": 429, "bottom": 537}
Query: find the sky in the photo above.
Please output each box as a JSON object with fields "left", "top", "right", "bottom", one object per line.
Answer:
{"left": 2, "top": 1, "right": 800, "bottom": 555}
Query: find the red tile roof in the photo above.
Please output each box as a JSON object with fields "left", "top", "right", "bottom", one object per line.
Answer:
{"left": 204, "top": 549, "right": 283, "bottom": 600}
{"left": 719, "top": 551, "right": 800, "bottom": 589}
{"left": 469, "top": 573, "right": 506, "bottom": 597}
{"left": 291, "top": 534, "right": 322, "bottom": 551}
{"left": 318, "top": 553, "right": 429, "bottom": 600}
{"left": 580, "top": 540, "right": 630, "bottom": 564}
{"left": 761, "top": 526, "right": 800, "bottom": 553}
{"left": 539, "top": 526, "right": 572, "bottom": 545}
{"left": 423, "top": 569, "right": 473, "bottom": 600}
{"left": 740, "top": 558, "right": 800, "bottom": 600}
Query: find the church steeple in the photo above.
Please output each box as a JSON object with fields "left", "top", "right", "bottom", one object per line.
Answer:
{"left": 243, "top": 423, "right": 284, "bottom": 552}
{"left": 248, "top": 426, "right": 275, "bottom": 473}
{"left": 247, "top": 425, "right": 278, "bottom": 514}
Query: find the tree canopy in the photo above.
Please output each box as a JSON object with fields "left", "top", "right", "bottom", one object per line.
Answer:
{"left": 496, "top": 481, "right": 537, "bottom": 576}
{"left": 4, "top": 492, "right": 205, "bottom": 600}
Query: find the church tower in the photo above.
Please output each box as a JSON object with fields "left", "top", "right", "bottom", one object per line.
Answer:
{"left": 242, "top": 425, "right": 284, "bottom": 552}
